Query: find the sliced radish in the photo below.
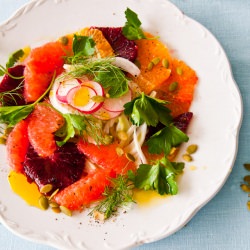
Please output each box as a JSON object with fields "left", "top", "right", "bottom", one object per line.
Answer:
{"left": 102, "top": 88, "right": 132, "bottom": 112}
{"left": 67, "top": 85, "right": 103, "bottom": 114}
{"left": 56, "top": 78, "right": 80, "bottom": 103}
{"left": 112, "top": 57, "right": 140, "bottom": 77}
{"left": 93, "top": 106, "right": 121, "bottom": 121}
{"left": 82, "top": 81, "right": 105, "bottom": 97}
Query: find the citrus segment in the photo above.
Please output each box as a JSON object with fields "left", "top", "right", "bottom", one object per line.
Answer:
{"left": 130, "top": 32, "right": 172, "bottom": 94}
{"left": 54, "top": 168, "right": 112, "bottom": 210}
{"left": 54, "top": 141, "right": 136, "bottom": 210}
{"left": 77, "top": 141, "right": 136, "bottom": 174}
{"left": 156, "top": 59, "right": 198, "bottom": 117}
{"left": 6, "top": 119, "right": 29, "bottom": 173}
{"left": 58, "top": 33, "right": 74, "bottom": 55}
{"left": 27, "top": 103, "right": 64, "bottom": 157}
{"left": 79, "top": 28, "right": 114, "bottom": 58}
{"left": 94, "top": 27, "right": 138, "bottom": 61}
{"left": 24, "top": 42, "right": 66, "bottom": 103}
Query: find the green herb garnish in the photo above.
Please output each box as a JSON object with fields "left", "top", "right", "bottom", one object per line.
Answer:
{"left": 0, "top": 73, "right": 56, "bottom": 126}
{"left": 0, "top": 49, "right": 25, "bottom": 76}
{"left": 124, "top": 92, "right": 172, "bottom": 126}
{"left": 90, "top": 174, "right": 134, "bottom": 219}
{"left": 0, "top": 81, "right": 24, "bottom": 106}
{"left": 56, "top": 113, "right": 110, "bottom": 146}
{"left": 72, "top": 35, "right": 95, "bottom": 56}
{"left": 122, "top": 8, "right": 146, "bottom": 40}
{"left": 55, "top": 113, "right": 86, "bottom": 146}
{"left": 94, "top": 63, "right": 129, "bottom": 98}
{"left": 64, "top": 57, "right": 129, "bottom": 98}
{"left": 146, "top": 125, "right": 189, "bottom": 155}
{"left": 6, "top": 49, "right": 25, "bottom": 69}
{"left": 130, "top": 156, "right": 184, "bottom": 195}
{"left": 91, "top": 155, "right": 185, "bottom": 219}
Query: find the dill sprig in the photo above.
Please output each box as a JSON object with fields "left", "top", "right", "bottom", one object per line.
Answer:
{"left": 0, "top": 80, "right": 24, "bottom": 106}
{"left": 64, "top": 57, "right": 129, "bottom": 98}
{"left": 0, "top": 65, "right": 25, "bottom": 80}
{"left": 90, "top": 174, "right": 135, "bottom": 220}
{"left": 65, "top": 57, "right": 115, "bottom": 77}
{"left": 83, "top": 115, "right": 113, "bottom": 145}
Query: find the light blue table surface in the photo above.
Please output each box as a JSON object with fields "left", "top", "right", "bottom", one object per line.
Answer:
{"left": 0, "top": 0, "right": 250, "bottom": 249}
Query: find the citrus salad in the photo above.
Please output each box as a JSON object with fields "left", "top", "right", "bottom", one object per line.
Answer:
{"left": 0, "top": 8, "right": 198, "bottom": 219}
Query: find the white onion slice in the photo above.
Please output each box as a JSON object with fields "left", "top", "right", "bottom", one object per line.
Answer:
{"left": 133, "top": 123, "right": 148, "bottom": 164}
{"left": 124, "top": 123, "right": 148, "bottom": 165}
{"left": 112, "top": 57, "right": 140, "bottom": 77}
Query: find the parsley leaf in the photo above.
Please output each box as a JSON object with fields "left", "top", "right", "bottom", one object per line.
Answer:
{"left": 72, "top": 35, "right": 95, "bottom": 57}
{"left": 124, "top": 93, "right": 171, "bottom": 126}
{"left": 132, "top": 156, "right": 184, "bottom": 195}
{"left": 56, "top": 113, "right": 86, "bottom": 146}
{"left": 122, "top": 8, "right": 146, "bottom": 40}
{"left": 146, "top": 125, "right": 189, "bottom": 155}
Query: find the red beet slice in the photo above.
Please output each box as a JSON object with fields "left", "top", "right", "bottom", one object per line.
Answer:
{"left": 0, "top": 65, "right": 25, "bottom": 105}
{"left": 23, "top": 142, "right": 86, "bottom": 193}
{"left": 173, "top": 112, "right": 193, "bottom": 132}
{"left": 94, "top": 27, "right": 138, "bottom": 62}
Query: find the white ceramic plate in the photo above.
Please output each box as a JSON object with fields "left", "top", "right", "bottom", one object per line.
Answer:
{"left": 0, "top": 0, "right": 242, "bottom": 249}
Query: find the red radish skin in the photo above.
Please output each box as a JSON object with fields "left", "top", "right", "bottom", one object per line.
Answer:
{"left": 82, "top": 100, "right": 104, "bottom": 114}
{"left": 83, "top": 81, "right": 105, "bottom": 97}
{"left": 56, "top": 78, "right": 80, "bottom": 103}
{"left": 67, "top": 85, "right": 96, "bottom": 109}
{"left": 67, "top": 85, "right": 104, "bottom": 114}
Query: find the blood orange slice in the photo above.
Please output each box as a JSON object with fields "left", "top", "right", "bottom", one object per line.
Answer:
{"left": 6, "top": 119, "right": 29, "bottom": 172}
{"left": 0, "top": 65, "right": 25, "bottom": 106}
{"left": 77, "top": 141, "right": 136, "bottom": 174}
{"left": 24, "top": 42, "right": 66, "bottom": 103}
{"left": 94, "top": 27, "right": 138, "bottom": 61}
{"left": 54, "top": 141, "right": 136, "bottom": 210}
{"left": 27, "top": 103, "right": 64, "bottom": 157}
{"left": 54, "top": 168, "right": 112, "bottom": 210}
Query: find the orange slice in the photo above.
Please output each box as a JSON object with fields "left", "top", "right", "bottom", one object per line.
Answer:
{"left": 156, "top": 58, "right": 198, "bottom": 117}
{"left": 130, "top": 32, "right": 172, "bottom": 94}
{"left": 79, "top": 28, "right": 114, "bottom": 58}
